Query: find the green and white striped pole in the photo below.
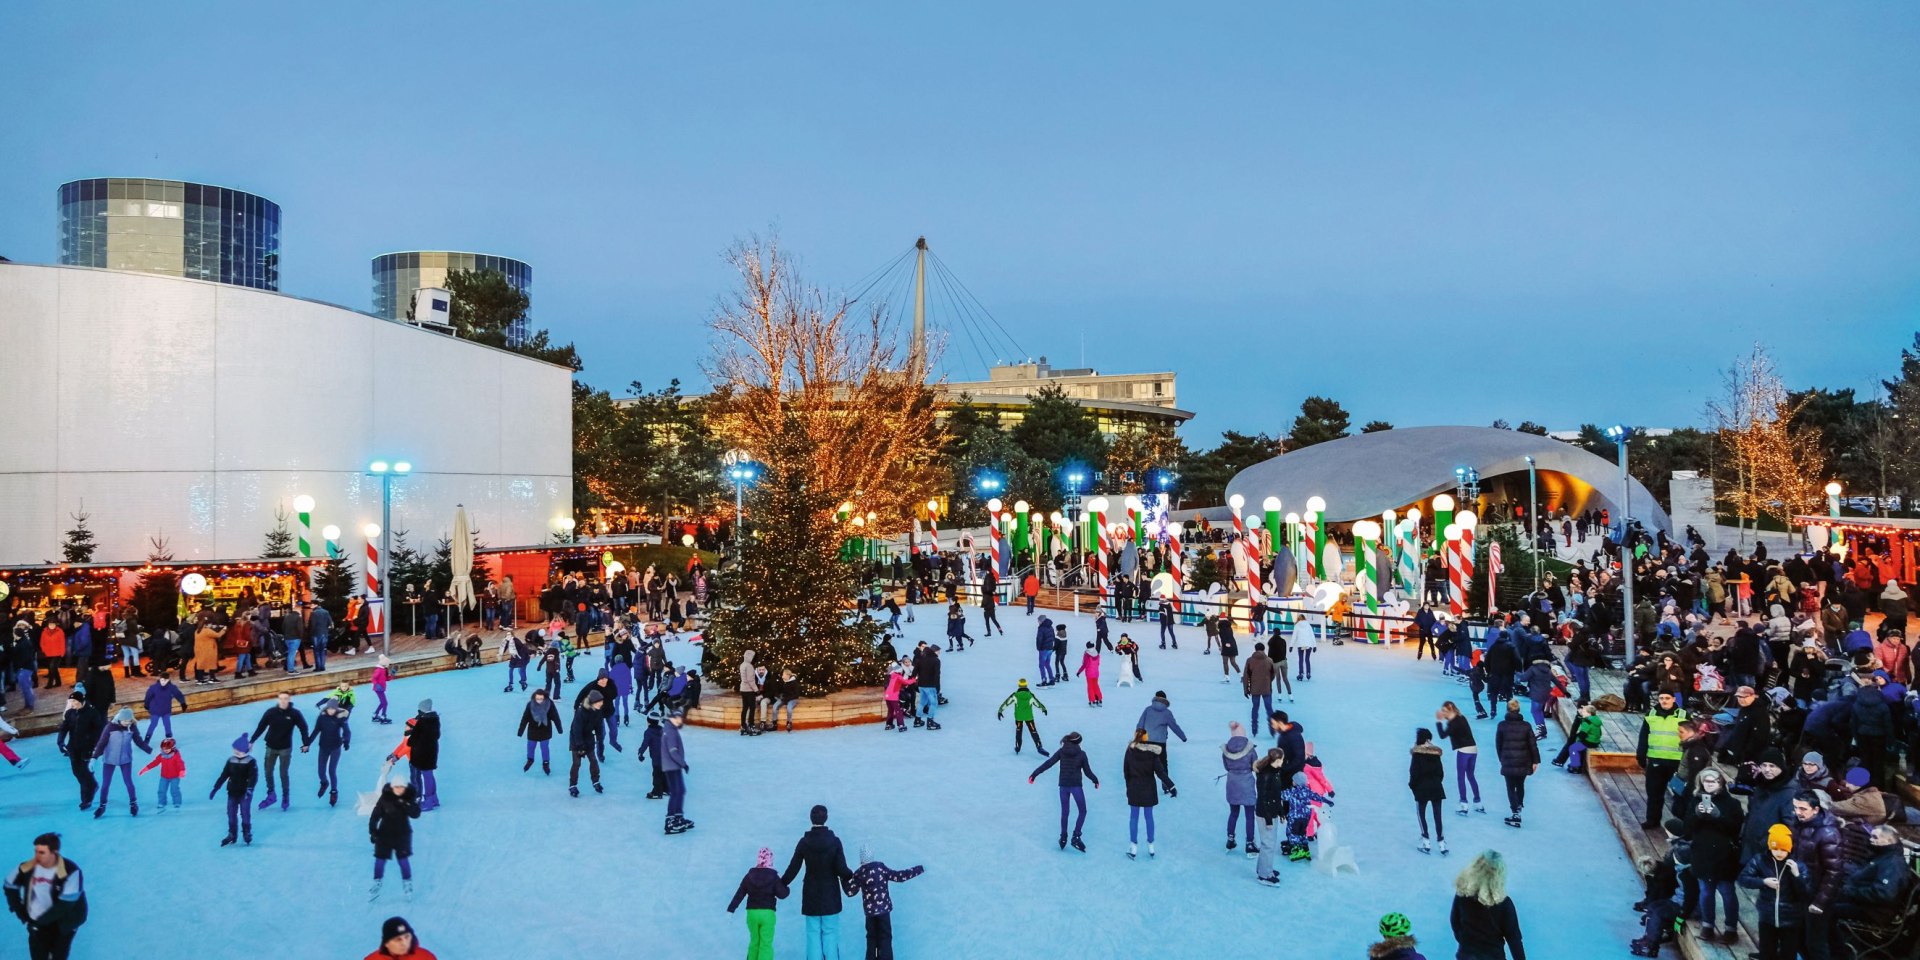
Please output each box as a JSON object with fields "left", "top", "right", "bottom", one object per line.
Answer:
{"left": 293, "top": 494, "right": 315, "bottom": 558}
{"left": 1352, "top": 520, "right": 1382, "bottom": 642}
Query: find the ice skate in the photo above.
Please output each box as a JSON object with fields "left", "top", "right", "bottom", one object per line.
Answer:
{"left": 1503, "top": 814, "right": 1522, "bottom": 828}
{"left": 92, "top": 804, "right": 105, "bottom": 819}
{"left": 1226, "top": 838, "right": 1237, "bottom": 852}
{"left": 1257, "top": 873, "right": 1281, "bottom": 887}
{"left": 1420, "top": 837, "right": 1432, "bottom": 854}
{"left": 403, "top": 880, "right": 414, "bottom": 901}
{"left": 542, "top": 761, "right": 551, "bottom": 775}
{"left": 369, "top": 880, "right": 382, "bottom": 902}
{"left": 1070, "top": 835, "right": 1086, "bottom": 853}
{"left": 1126, "top": 843, "right": 1137, "bottom": 860}
{"left": 523, "top": 759, "right": 534, "bottom": 772}
{"left": 243, "top": 830, "right": 251, "bottom": 845}
{"left": 1147, "top": 843, "right": 1156, "bottom": 858}
{"left": 1245, "top": 842, "right": 1258, "bottom": 859}
{"left": 1439, "top": 840, "right": 1449, "bottom": 855}
{"left": 318, "top": 783, "right": 329, "bottom": 798}
{"left": 926, "top": 720, "right": 942, "bottom": 730}
{"left": 1059, "top": 835, "right": 1068, "bottom": 850}
{"left": 569, "top": 786, "right": 580, "bottom": 797}
{"left": 220, "top": 834, "right": 237, "bottom": 847}
{"left": 257, "top": 793, "right": 277, "bottom": 810}
{"left": 129, "top": 801, "right": 138, "bottom": 817}
{"left": 1456, "top": 803, "right": 1469, "bottom": 817}
{"left": 1474, "top": 804, "right": 1487, "bottom": 815}
{"left": 329, "top": 790, "right": 338, "bottom": 807}
{"left": 592, "top": 781, "right": 603, "bottom": 793}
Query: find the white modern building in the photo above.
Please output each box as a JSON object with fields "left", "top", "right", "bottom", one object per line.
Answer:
{"left": 0, "top": 263, "right": 574, "bottom": 566}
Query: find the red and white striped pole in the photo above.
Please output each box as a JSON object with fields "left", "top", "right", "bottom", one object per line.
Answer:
{"left": 363, "top": 522, "right": 384, "bottom": 637}
{"left": 1167, "top": 521, "right": 1185, "bottom": 613}
{"left": 1089, "top": 497, "right": 1111, "bottom": 609}
{"left": 1444, "top": 524, "right": 1465, "bottom": 618}
{"left": 987, "top": 498, "right": 1004, "bottom": 577}
{"left": 926, "top": 499, "right": 941, "bottom": 556}
{"left": 1457, "top": 511, "right": 1478, "bottom": 612}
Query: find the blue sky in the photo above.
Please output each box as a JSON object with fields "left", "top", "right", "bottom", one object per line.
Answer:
{"left": 3, "top": 2, "right": 1916, "bottom": 443}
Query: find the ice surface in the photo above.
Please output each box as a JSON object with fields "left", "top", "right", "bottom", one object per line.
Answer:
{"left": 0, "top": 611, "right": 1644, "bottom": 958}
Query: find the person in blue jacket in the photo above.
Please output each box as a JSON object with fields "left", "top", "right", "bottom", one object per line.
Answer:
{"left": 90, "top": 707, "right": 152, "bottom": 817}
{"left": 311, "top": 699, "right": 352, "bottom": 807}
{"left": 1034, "top": 615, "right": 1055, "bottom": 685}
{"left": 142, "top": 676, "right": 188, "bottom": 741}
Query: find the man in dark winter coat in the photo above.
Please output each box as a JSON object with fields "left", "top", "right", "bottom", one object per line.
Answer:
{"left": 781, "top": 804, "right": 855, "bottom": 960}
{"left": 403, "top": 701, "right": 441, "bottom": 812}
{"left": 1493, "top": 700, "right": 1541, "bottom": 827}
{"left": 1717, "top": 686, "right": 1772, "bottom": 767}
{"left": 1834, "top": 825, "right": 1914, "bottom": 925}
{"left": 1789, "top": 792, "right": 1846, "bottom": 960}
{"left": 567, "top": 690, "right": 603, "bottom": 797}
{"left": 1737, "top": 750, "right": 1798, "bottom": 863}
{"left": 1482, "top": 634, "right": 1520, "bottom": 703}
{"left": 3, "top": 832, "right": 87, "bottom": 960}
{"left": 1033, "top": 616, "right": 1055, "bottom": 685}
{"left": 1243, "top": 644, "right": 1276, "bottom": 727}
{"left": 249, "top": 692, "right": 311, "bottom": 811}
{"left": 54, "top": 696, "right": 103, "bottom": 810}
{"left": 574, "top": 670, "right": 621, "bottom": 759}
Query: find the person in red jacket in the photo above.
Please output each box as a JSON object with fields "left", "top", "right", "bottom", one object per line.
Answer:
{"left": 364, "top": 916, "right": 436, "bottom": 960}
{"left": 39, "top": 622, "right": 67, "bottom": 688}
{"left": 136, "top": 738, "right": 187, "bottom": 810}
{"left": 1023, "top": 573, "right": 1041, "bottom": 615}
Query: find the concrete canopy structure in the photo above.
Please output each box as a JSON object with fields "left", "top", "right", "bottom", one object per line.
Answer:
{"left": 1223, "top": 425, "right": 1670, "bottom": 533}
{"left": 0, "top": 263, "right": 573, "bottom": 566}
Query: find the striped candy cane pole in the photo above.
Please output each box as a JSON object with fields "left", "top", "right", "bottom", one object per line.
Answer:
{"left": 1352, "top": 521, "right": 1381, "bottom": 642}
{"left": 1091, "top": 505, "right": 1111, "bottom": 609}
{"left": 1444, "top": 524, "right": 1465, "bottom": 618}
{"left": 1458, "top": 512, "right": 1478, "bottom": 614}
{"left": 1167, "top": 523, "right": 1185, "bottom": 614}
{"left": 987, "top": 499, "right": 1004, "bottom": 577}
{"left": 365, "top": 529, "right": 384, "bottom": 635}
{"left": 293, "top": 495, "right": 315, "bottom": 558}
{"left": 1397, "top": 519, "right": 1419, "bottom": 595}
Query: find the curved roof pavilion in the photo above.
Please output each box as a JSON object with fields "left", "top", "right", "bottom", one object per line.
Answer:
{"left": 1222, "top": 426, "right": 1670, "bottom": 533}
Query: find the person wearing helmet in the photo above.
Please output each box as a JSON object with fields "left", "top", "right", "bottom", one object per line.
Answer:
{"left": 1368, "top": 912, "right": 1427, "bottom": 959}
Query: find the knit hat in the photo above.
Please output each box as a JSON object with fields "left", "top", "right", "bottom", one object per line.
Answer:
{"left": 160, "top": 737, "right": 176, "bottom": 751}
{"left": 1767, "top": 824, "right": 1794, "bottom": 853}
{"left": 232, "top": 734, "right": 251, "bottom": 752}
{"left": 1292, "top": 772, "right": 1307, "bottom": 786}
{"left": 377, "top": 655, "right": 390, "bottom": 668}
{"left": 1017, "top": 679, "right": 1028, "bottom": 688}
{"left": 1379, "top": 912, "right": 1413, "bottom": 939}
{"left": 1758, "top": 747, "right": 1786, "bottom": 769}
{"left": 756, "top": 847, "right": 773, "bottom": 869}
{"left": 380, "top": 917, "right": 414, "bottom": 944}
{"left": 1801, "top": 751, "right": 1825, "bottom": 768}
{"left": 858, "top": 843, "right": 874, "bottom": 865}
{"left": 587, "top": 690, "right": 604, "bottom": 705}
{"left": 810, "top": 804, "right": 829, "bottom": 825}
{"left": 1844, "top": 766, "right": 1871, "bottom": 788}
{"left": 1228, "top": 721, "right": 1247, "bottom": 739}
{"left": 113, "top": 707, "right": 134, "bottom": 723}
{"left": 419, "top": 699, "right": 433, "bottom": 713}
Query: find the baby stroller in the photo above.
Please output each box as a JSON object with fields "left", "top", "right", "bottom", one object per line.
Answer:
{"left": 1691, "top": 663, "right": 1733, "bottom": 714}
{"left": 444, "top": 634, "right": 485, "bottom": 669}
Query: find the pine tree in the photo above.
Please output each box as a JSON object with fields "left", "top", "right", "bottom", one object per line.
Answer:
{"left": 261, "top": 507, "right": 296, "bottom": 558}
{"left": 704, "top": 434, "right": 886, "bottom": 696}
{"left": 61, "top": 507, "right": 98, "bottom": 563}
{"left": 130, "top": 536, "right": 180, "bottom": 630}
{"left": 386, "top": 529, "right": 430, "bottom": 595}
{"left": 310, "top": 554, "right": 358, "bottom": 624}
{"left": 1287, "top": 396, "right": 1351, "bottom": 450}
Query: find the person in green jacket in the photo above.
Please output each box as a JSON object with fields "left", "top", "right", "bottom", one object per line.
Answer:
{"left": 997, "top": 679, "right": 1050, "bottom": 756}
{"left": 1566, "top": 703, "right": 1605, "bottom": 774}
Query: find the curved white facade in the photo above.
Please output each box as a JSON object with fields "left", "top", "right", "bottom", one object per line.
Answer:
{"left": 0, "top": 264, "right": 573, "bottom": 565}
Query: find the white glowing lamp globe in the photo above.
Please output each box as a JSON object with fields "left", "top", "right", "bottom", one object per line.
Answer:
{"left": 681, "top": 534, "right": 695, "bottom": 547}
{"left": 605, "top": 561, "right": 626, "bottom": 576}
{"left": 927, "top": 499, "right": 941, "bottom": 514}
{"left": 1443, "top": 524, "right": 1462, "bottom": 542}
{"left": 1049, "top": 511, "right": 1064, "bottom": 524}
{"left": 1305, "top": 496, "right": 1326, "bottom": 514}
{"left": 1013, "top": 500, "right": 1029, "bottom": 514}
{"left": 1030, "top": 512, "right": 1044, "bottom": 525}
{"left": 1285, "top": 512, "right": 1300, "bottom": 525}
{"left": 1125, "top": 495, "right": 1142, "bottom": 511}
{"left": 1433, "top": 494, "right": 1454, "bottom": 512}
{"left": 1246, "top": 514, "right": 1264, "bottom": 529}
{"left": 180, "top": 573, "right": 208, "bottom": 596}
{"left": 1352, "top": 520, "right": 1380, "bottom": 540}
{"left": 1262, "top": 496, "right": 1282, "bottom": 512}
{"left": 987, "top": 498, "right": 1003, "bottom": 512}
{"left": 363, "top": 522, "right": 381, "bottom": 539}
{"left": 1088, "top": 497, "right": 1109, "bottom": 514}
{"left": 1228, "top": 493, "right": 1245, "bottom": 511}
{"left": 1824, "top": 482, "right": 1842, "bottom": 497}
{"left": 1167, "top": 521, "right": 1185, "bottom": 537}
{"left": 1408, "top": 507, "right": 1423, "bottom": 522}
{"left": 1458, "top": 512, "right": 1478, "bottom": 532}
{"left": 292, "top": 494, "right": 315, "bottom": 514}
{"left": 321, "top": 524, "right": 341, "bottom": 541}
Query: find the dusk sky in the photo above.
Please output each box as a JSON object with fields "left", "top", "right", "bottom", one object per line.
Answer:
{"left": 4, "top": 2, "right": 1916, "bottom": 443}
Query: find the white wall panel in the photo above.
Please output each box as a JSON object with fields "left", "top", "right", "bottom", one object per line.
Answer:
{"left": 0, "top": 265, "right": 572, "bottom": 565}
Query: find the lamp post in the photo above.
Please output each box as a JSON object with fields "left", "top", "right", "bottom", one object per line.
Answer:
{"left": 1525, "top": 455, "right": 1538, "bottom": 591}
{"left": 1063, "top": 469, "right": 1087, "bottom": 562}
{"left": 292, "top": 494, "right": 316, "bottom": 558}
{"left": 364, "top": 459, "right": 411, "bottom": 653}
{"left": 723, "top": 450, "right": 759, "bottom": 554}
{"left": 1825, "top": 481, "right": 1842, "bottom": 519}
{"left": 1605, "top": 424, "right": 1636, "bottom": 664}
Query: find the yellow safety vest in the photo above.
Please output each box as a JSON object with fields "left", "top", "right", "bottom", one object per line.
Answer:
{"left": 1644, "top": 709, "right": 1687, "bottom": 762}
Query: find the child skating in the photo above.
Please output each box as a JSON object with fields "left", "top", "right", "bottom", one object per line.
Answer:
{"left": 211, "top": 734, "right": 259, "bottom": 846}
{"left": 726, "top": 847, "right": 791, "bottom": 960}
{"left": 371, "top": 655, "right": 394, "bottom": 724}
{"left": 1280, "top": 771, "right": 1334, "bottom": 862}
{"left": 1114, "top": 634, "right": 1141, "bottom": 687}
{"left": 137, "top": 737, "right": 185, "bottom": 811}
{"left": 313, "top": 699, "right": 352, "bottom": 807}
{"left": 1075, "top": 642, "right": 1103, "bottom": 706}
{"left": 996, "top": 680, "right": 1049, "bottom": 756}
{"left": 844, "top": 844, "right": 924, "bottom": 960}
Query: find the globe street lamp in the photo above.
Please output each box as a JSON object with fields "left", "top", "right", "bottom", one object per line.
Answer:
{"left": 723, "top": 449, "right": 759, "bottom": 553}
{"left": 1605, "top": 424, "right": 1637, "bottom": 664}
{"left": 365, "top": 459, "right": 412, "bottom": 653}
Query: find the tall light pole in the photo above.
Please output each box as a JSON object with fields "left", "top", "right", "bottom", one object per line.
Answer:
{"left": 1525, "top": 455, "right": 1538, "bottom": 591}
{"left": 365, "top": 459, "right": 411, "bottom": 654}
{"left": 722, "top": 449, "right": 758, "bottom": 555}
{"left": 1605, "top": 425, "right": 1635, "bottom": 664}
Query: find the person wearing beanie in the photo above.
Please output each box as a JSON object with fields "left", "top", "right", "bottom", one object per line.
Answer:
{"left": 781, "top": 804, "right": 855, "bottom": 958}
{"left": 403, "top": 701, "right": 440, "bottom": 812}
{"left": 1136, "top": 691, "right": 1187, "bottom": 748}
{"left": 1075, "top": 641, "right": 1103, "bottom": 707}
{"left": 574, "top": 669, "right": 621, "bottom": 757}
{"left": 566, "top": 688, "right": 604, "bottom": 798}
{"left": 1221, "top": 721, "right": 1258, "bottom": 856}
{"left": 312, "top": 699, "right": 353, "bottom": 807}
{"left": 364, "top": 916, "right": 437, "bottom": 960}
{"left": 367, "top": 777, "right": 421, "bottom": 902}
{"left": 516, "top": 689, "right": 561, "bottom": 776}
{"left": 1735, "top": 822, "right": 1807, "bottom": 959}
{"left": 370, "top": 655, "right": 393, "bottom": 725}
{"left": 54, "top": 695, "right": 104, "bottom": 811}
{"left": 660, "top": 711, "right": 691, "bottom": 833}
{"left": 1280, "top": 769, "right": 1334, "bottom": 862}
{"left": 211, "top": 735, "right": 260, "bottom": 846}
{"left": 1029, "top": 731, "right": 1099, "bottom": 851}
{"left": 89, "top": 705, "right": 152, "bottom": 818}
{"left": 1738, "top": 748, "right": 1798, "bottom": 863}
{"left": 842, "top": 843, "right": 923, "bottom": 960}
{"left": 996, "top": 680, "right": 1050, "bottom": 756}
{"left": 1368, "top": 911, "right": 1428, "bottom": 960}
{"left": 136, "top": 736, "right": 187, "bottom": 811}
{"left": 637, "top": 716, "right": 667, "bottom": 798}
{"left": 727, "top": 847, "right": 791, "bottom": 960}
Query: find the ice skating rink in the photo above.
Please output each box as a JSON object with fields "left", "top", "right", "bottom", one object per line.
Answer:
{"left": 0, "top": 611, "right": 1645, "bottom": 959}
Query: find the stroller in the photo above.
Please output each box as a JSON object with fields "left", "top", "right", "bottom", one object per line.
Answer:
{"left": 1691, "top": 663, "right": 1733, "bottom": 715}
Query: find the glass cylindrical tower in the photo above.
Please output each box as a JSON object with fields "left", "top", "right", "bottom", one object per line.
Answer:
{"left": 371, "top": 251, "right": 532, "bottom": 346}
{"left": 58, "top": 178, "right": 281, "bottom": 290}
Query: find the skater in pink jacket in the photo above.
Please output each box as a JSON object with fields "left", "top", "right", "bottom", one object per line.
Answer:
{"left": 1075, "top": 642, "right": 1103, "bottom": 706}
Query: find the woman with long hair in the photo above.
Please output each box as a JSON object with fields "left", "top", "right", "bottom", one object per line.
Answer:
{"left": 1435, "top": 701, "right": 1484, "bottom": 816}
{"left": 1122, "top": 727, "right": 1176, "bottom": 860}
{"left": 1450, "top": 850, "right": 1525, "bottom": 959}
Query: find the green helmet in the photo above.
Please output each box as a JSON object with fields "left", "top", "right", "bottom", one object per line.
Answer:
{"left": 1379, "top": 912, "right": 1412, "bottom": 939}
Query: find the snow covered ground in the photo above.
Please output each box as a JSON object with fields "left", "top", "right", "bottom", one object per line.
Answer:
{"left": 0, "top": 610, "right": 1645, "bottom": 959}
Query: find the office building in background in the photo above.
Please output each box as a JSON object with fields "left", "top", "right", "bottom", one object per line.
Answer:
{"left": 58, "top": 177, "right": 281, "bottom": 290}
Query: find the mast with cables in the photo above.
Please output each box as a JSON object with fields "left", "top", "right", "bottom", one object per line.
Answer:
{"left": 911, "top": 236, "right": 927, "bottom": 379}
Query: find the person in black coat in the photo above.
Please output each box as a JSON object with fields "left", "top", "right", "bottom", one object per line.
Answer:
{"left": 367, "top": 780, "right": 421, "bottom": 900}
{"left": 516, "top": 690, "right": 561, "bottom": 775}
{"left": 403, "top": 701, "right": 441, "bottom": 812}
{"left": 780, "top": 805, "right": 855, "bottom": 953}
{"left": 55, "top": 696, "right": 103, "bottom": 809}
{"left": 1410, "top": 727, "right": 1448, "bottom": 853}
{"left": 1493, "top": 700, "right": 1540, "bottom": 828}
{"left": 1029, "top": 731, "right": 1099, "bottom": 851}
{"left": 1674, "top": 767, "right": 1745, "bottom": 942}
{"left": 1717, "top": 686, "right": 1772, "bottom": 767}
{"left": 567, "top": 691, "right": 604, "bottom": 797}
{"left": 1122, "top": 728, "right": 1176, "bottom": 859}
